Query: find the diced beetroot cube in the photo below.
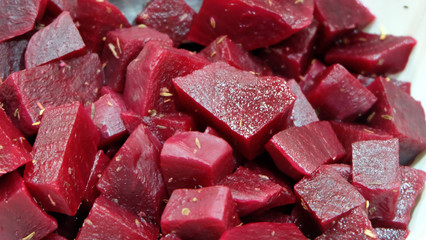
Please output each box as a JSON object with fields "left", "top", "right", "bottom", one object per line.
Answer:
{"left": 242, "top": 209, "right": 293, "bottom": 224}
{"left": 366, "top": 77, "right": 426, "bottom": 165}
{"left": 24, "top": 102, "right": 100, "bottom": 215}
{"left": 173, "top": 62, "right": 296, "bottom": 160}
{"left": 43, "top": 233, "right": 67, "bottom": 240}
{"left": 46, "top": 0, "right": 77, "bottom": 16}
{"left": 160, "top": 131, "right": 233, "bottom": 194}
{"left": 73, "top": 0, "right": 130, "bottom": 54}
{"left": 0, "top": 173, "right": 58, "bottom": 239}
{"left": 135, "top": 0, "right": 196, "bottom": 46}
{"left": 316, "top": 206, "right": 378, "bottom": 240}
{"left": 161, "top": 233, "right": 182, "bottom": 240}
{"left": 97, "top": 124, "right": 166, "bottom": 225}
{"left": 101, "top": 26, "right": 173, "bottom": 92}
{"left": 374, "top": 228, "right": 409, "bottom": 240}
{"left": 265, "top": 121, "right": 345, "bottom": 181}
{"left": 325, "top": 32, "right": 416, "bottom": 75}
{"left": 0, "top": 53, "right": 102, "bottom": 136}
{"left": 351, "top": 139, "right": 401, "bottom": 220}
{"left": 25, "top": 11, "right": 86, "bottom": 69}
{"left": 299, "top": 59, "right": 326, "bottom": 94}
{"left": 200, "top": 35, "right": 271, "bottom": 76}
{"left": 161, "top": 186, "right": 240, "bottom": 240}
{"left": 124, "top": 41, "right": 209, "bottom": 116}
{"left": 76, "top": 196, "right": 158, "bottom": 240}
{"left": 322, "top": 163, "right": 352, "bottom": 182}
{"left": 0, "top": 0, "right": 47, "bottom": 42}
{"left": 355, "top": 74, "right": 411, "bottom": 95}
{"left": 308, "top": 64, "right": 377, "bottom": 120}
{"left": 0, "top": 109, "right": 32, "bottom": 176}
{"left": 188, "top": 0, "right": 314, "bottom": 50}
{"left": 372, "top": 166, "right": 426, "bottom": 229}
{"left": 294, "top": 166, "right": 366, "bottom": 231}
{"left": 83, "top": 150, "right": 111, "bottom": 205}
{"left": 0, "top": 35, "right": 29, "bottom": 80}
{"left": 220, "top": 222, "right": 306, "bottom": 240}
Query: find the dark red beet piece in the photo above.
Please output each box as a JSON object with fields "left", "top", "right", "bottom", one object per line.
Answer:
{"left": 367, "top": 77, "right": 426, "bottom": 165}
{"left": 24, "top": 102, "right": 100, "bottom": 215}
{"left": 47, "top": 0, "right": 77, "bottom": 16}
{"left": 355, "top": 74, "right": 411, "bottom": 95}
{"left": 97, "top": 124, "right": 166, "bottom": 225}
{"left": 101, "top": 25, "right": 173, "bottom": 92}
{"left": 135, "top": 0, "right": 196, "bottom": 46}
{"left": 76, "top": 196, "right": 158, "bottom": 240}
{"left": 0, "top": 53, "right": 102, "bottom": 136}
{"left": 0, "top": 172, "right": 58, "bottom": 239}
{"left": 160, "top": 186, "right": 240, "bottom": 240}
{"left": 374, "top": 228, "right": 409, "bottom": 240}
{"left": 325, "top": 32, "right": 416, "bottom": 75}
{"left": 82, "top": 150, "right": 111, "bottom": 205}
{"left": 0, "top": 35, "right": 29, "bottom": 80}
{"left": 173, "top": 62, "right": 296, "bottom": 160}
{"left": 265, "top": 121, "right": 345, "bottom": 181}
{"left": 188, "top": 0, "right": 314, "bottom": 50}
{"left": 220, "top": 222, "right": 306, "bottom": 240}
{"left": 299, "top": 59, "right": 326, "bottom": 94}
{"left": 43, "top": 233, "right": 67, "bottom": 240}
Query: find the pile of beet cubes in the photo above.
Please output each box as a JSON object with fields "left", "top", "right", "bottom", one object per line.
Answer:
{"left": 0, "top": 0, "right": 425, "bottom": 239}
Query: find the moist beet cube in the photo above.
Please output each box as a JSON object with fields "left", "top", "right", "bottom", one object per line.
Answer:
{"left": 266, "top": 121, "right": 345, "bottom": 181}
{"left": 161, "top": 186, "right": 240, "bottom": 240}
{"left": 82, "top": 150, "right": 111, "bottom": 205}
{"left": 24, "top": 102, "right": 99, "bottom": 215}
{"left": 219, "top": 222, "right": 306, "bottom": 240}
{"left": 0, "top": 34, "right": 29, "bottom": 80}
{"left": 0, "top": 173, "right": 58, "bottom": 239}
{"left": 173, "top": 62, "right": 296, "bottom": 160}
{"left": 374, "top": 228, "right": 409, "bottom": 240}
{"left": 160, "top": 131, "right": 234, "bottom": 194}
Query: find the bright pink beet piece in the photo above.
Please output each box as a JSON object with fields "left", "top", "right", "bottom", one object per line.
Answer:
{"left": 374, "top": 228, "right": 409, "bottom": 240}
{"left": 0, "top": 35, "right": 29, "bottom": 80}
{"left": 25, "top": 11, "right": 86, "bottom": 69}
{"left": 325, "top": 32, "right": 416, "bottom": 75}
{"left": 307, "top": 64, "right": 377, "bottom": 120}
{"left": 173, "top": 62, "right": 296, "bottom": 160}
{"left": 351, "top": 139, "right": 401, "bottom": 220}
{"left": 265, "top": 121, "right": 345, "bottom": 181}
{"left": 101, "top": 26, "right": 173, "bottom": 92}
{"left": 0, "top": 53, "right": 102, "bottom": 136}
{"left": 0, "top": 173, "right": 58, "bottom": 239}
{"left": 97, "top": 124, "right": 166, "bottom": 225}
{"left": 188, "top": 0, "right": 314, "bottom": 50}
{"left": 366, "top": 77, "right": 426, "bottom": 165}
{"left": 160, "top": 186, "right": 240, "bottom": 240}
{"left": 294, "top": 166, "right": 366, "bottom": 232}
{"left": 82, "top": 150, "right": 111, "bottom": 205}
{"left": 135, "top": 0, "right": 196, "bottom": 46}
{"left": 299, "top": 59, "right": 326, "bottom": 94}
{"left": 220, "top": 222, "right": 306, "bottom": 240}
{"left": 160, "top": 131, "right": 234, "bottom": 194}
{"left": 43, "top": 233, "right": 67, "bottom": 240}
{"left": 24, "top": 102, "right": 99, "bottom": 215}
{"left": 76, "top": 196, "right": 158, "bottom": 240}
{"left": 124, "top": 41, "right": 210, "bottom": 116}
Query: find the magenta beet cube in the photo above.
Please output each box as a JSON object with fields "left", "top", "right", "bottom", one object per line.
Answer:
{"left": 25, "top": 11, "right": 86, "bottom": 69}
{"left": 97, "top": 124, "right": 166, "bottom": 225}
{"left": 173, "top": 62, "right": 296, "bottom": 160}
{"left": 24, "top": 102, "right": 99, "bottom": 215}
{"left": 83, "top": 150, "right": 111, "bottom": 205}
{"left": 161, "top": 186, "right": 240, "bottom": 240}
{"left": 352, "top": 139, "right": 401, "bottom": 220}
{"left": 160, "top": 131, "right": 234, "bottom": 194}
{"left": 101, "top": 26, "right": 173, "bottom": 92}
{"left": 265, "top": 121, "right": 345, "bottom": 181}
{"left": 76, "top": 196, "right": 158, "bottom": 240}
{"left": 124, "top": 41, "right": 209, "bottom": 116}
{"left": 325, "top": 32, "right": 416, "bottom": 75}
{"left": 0, "top": 53, "right": 103, "bottom": 136}
{"left": 0, "top": 172, "right": 57, "bottom": 239}
{"left": 0, "top": 35, "right": 29, "bottom": 80}
{"left": 43, "top": 233, "right": 67, "bottom": 240}
{"left": 299, "top": 59, "right": 326, "bottom": 95}
{"left": 220, "top": 222, "right": 306, "bottom": 240}
{"left": 374, "top": 228, "right": 409, "bottom": 240}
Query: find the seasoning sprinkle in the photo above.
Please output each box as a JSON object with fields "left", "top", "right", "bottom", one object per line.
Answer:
{"left": 385, "top": 77, "right": 391, "bottom": 82}
{"left": 107, "top": 101, "right": 113, "bottom": 106}
{"left": 363, "top": 128, "right": 374, "bottom": 134}
{"left": 181, "top": 208, "right": 191, "bottom": 215}
{"left": 164, "top": 99, "right": 172, "bottom": 103}
{"left": 294, "top": 0, "right": 304, "bottom": 4}
{"left": 217, "top": 35, "right": 227, "bottom": 44}
{"left": 192, "top": 197, "right": 198, "bottom": 202}
{"left": 258, "top": 174, "right": 270, "bottom": 180}
{"left": 210, "top": 51, "right": 217, "bottom": 57}
{"left": 381, "top": 114, "right": 393, "bottom": 120}
{"left": 366, "top": 200, "right": 369, "bottom": 209}
{"left": 210, "top": 17, "right": 216, "bottom": 29}
{"left": 48, "top": 194, "right": 56, "bottom": 206}
{"left": 268, "top": 0, "right": 272, "bottom": 6}
{"left": 14, "top": 108, "right": 20, "bottom": 119}
{"left": 91, "top": 103, "right": 95, "bottom": 119}
{"left": 179, "top": 13, "right": 189, "bottom": 21}
{"left": 364, "top": 229, "right": 377, "bottom": 238}
{"left": 135, "top": 219, "right": 141, "bottom": 227}
{"left": 239, "top": 119, "right": 243, "bottom": 127}
{"left": 0, "top": 145, "right": 2, "bottom": 150}
{"left": 116, "top": 166, "right": 122, "bottom": 172}
{"left": 380, "top": 25, "right": 387, "bottom": 40}
{"left": 195, "top": 137, "right": 201, "bottom": 149}
{"left": 32, "top": 121, "right": 41, "bottom": 126}
{"left": 108, "top": 43, "right": 120, "bottom": 59}
{"left": 85, "top": 219, "right": 94, "bottom": 226}
{"left": 32, "top": 159, "right": 36, "bottom": 164}
{"left": 116, "top": 38, "right": 122, "bottom": 54}
{"left": 138, "top": 24, "right": 147, "bottom": 28}
{"left": 106, "top": 6, "right": 112, "bottom": 13}
{"left": 367, "top": 112, "right": 375, "bottom": 122}
{"left": 157, "top": 125, "right": 167, "bottom": 129}
{"left": 148, "top": 109, "right": 157, "bottom": 117}
{"left": 22, "top": 232, "right": 36, "bottom": 240}
{"left": 160, "top": 92, "right": 173, "bottom": 97}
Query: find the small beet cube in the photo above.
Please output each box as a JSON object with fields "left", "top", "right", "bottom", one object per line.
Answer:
{"left": 43, "top": 233, "right": 67, "bottom": 240}
{"left": 160, "top": 131, "right": 234, "bottom": 194}
{"left": 374, "top": 228, "right": 409, "bottom": 240}
{"left": 82, "top": 150, "right": 111, "bottom": 205}
{"left": 352, "top": 139, "right": 401, "bottom": 220}
{"left": 220, "top": 222, "right": 306, "bottom": 240}
{"left": 0, "top": 173, "right": 58, "bottom": 239}
{"left": 161, "top": 186, "right": 240, "bottom": 240}
{"left": 24, "top": 102, "right": 100, "bottom": 215}
{"left": 173, "top": 62, "right": 296, "bottom": 160}
{"left": 299, "top": 59, "right": 326, "bottom": 94}
{"left": 0, "top": 34, "right": 29, "bottom": 80}
{"left": 265, "top": 121, "right": 345, "bottom": 181}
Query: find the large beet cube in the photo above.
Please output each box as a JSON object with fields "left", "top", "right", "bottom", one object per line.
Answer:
{"left": 173, "top": 62, "right": 296, "bottom": 160}
{"left": 0, "top": 34, "right": 29, "bottom": 80}
{"left": 265, "top": 121, "right": 345, "bottom": 181}
{"left": 82, "top": 150, "right": 111, "bottom": 205}
{"left": 0, "top": 173, "right": 57, "bottom": 239}
{"left": 352, "top": 139, "right": 401, "bottom": 220}
{"left": 161, "top": 186, "right": 240, "bottom": 240}
{"left": 24, "top": 102, "right": 99, "bottom": 215}
{"left": 219, "top": 222, "right": 306, "bottom": 240}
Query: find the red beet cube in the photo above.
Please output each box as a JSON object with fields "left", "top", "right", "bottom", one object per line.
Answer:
{"left": 0, "top": 173, "right": 57, "bottom": 239}
{"left": 374, "top": 228, "right": 409, "bottom": 240}
{"left": 220, "top": 222, "right": 306, "bottom": 240}
{"left": 160, "top": 186, "right": 240, "bottom": 240}
{"left": 24, "top": 102, "right": 99, "bottom": 215}
{"left": 173, "top": 62, "right": 296, "bottom": 160}
{"left": 0, "top": 35, "right": 29, "bottom": 80}
{"left": 266, "top": 121, "right": 345, "bottom": 181}
{"left": 83, "top": 150, "right": 111, "bottom": 205}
